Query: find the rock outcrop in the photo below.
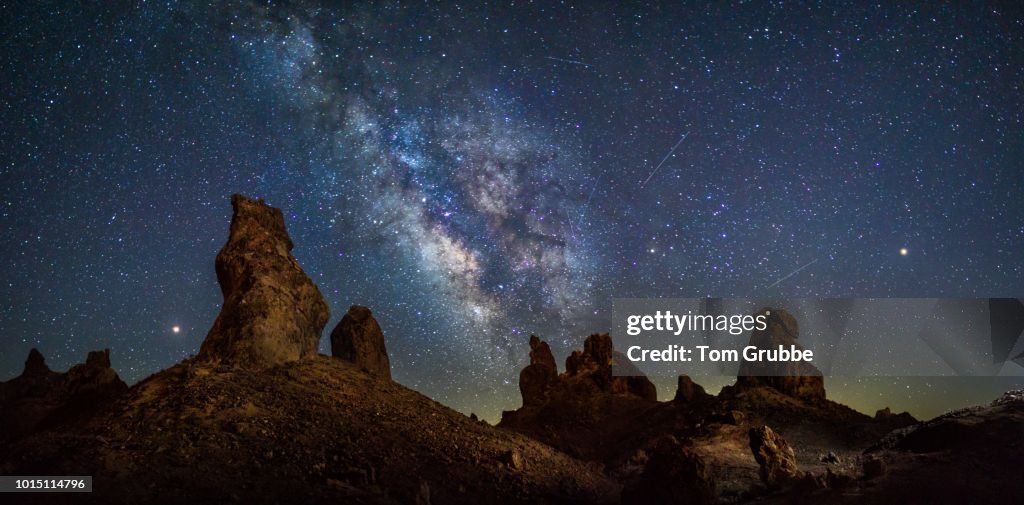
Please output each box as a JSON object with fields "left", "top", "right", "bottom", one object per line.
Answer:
{"left": 563, "top": 333, "right": 658, "bottom": 401}
{"left": 674, "top": 375, "right": 710, "bottom": 404}
{"left": 198, "top": 194, "right": 330, "bottom": 370}
{"left": 22, "top": 348, "right": 50, "bottom": 376}
{"left": 621, "top": 437, "right": 717, "bottom": 505}
{"left": 518, "top": 335, "right": 558, "bottom": 407}
{"left": 874, "top": 407, "right": 917, "bottom": 427}
{"left": 499, "top": 334, "right": 660, "bottom": 462}
{"left": 63, "top": 349, "right": 128, "bottom": 400}
{"left": 330, "top": 305, "right": 392, "bottom": 380}
{"left": 734, "top": 308, "right": 825, "bottom": 401}
{"left": 0, "top": 348, "right": 126, "bottom": 442}
{"left": 748, "top": 425, "right": 799, "bottom": 488}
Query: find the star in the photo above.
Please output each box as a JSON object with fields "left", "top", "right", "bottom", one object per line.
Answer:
{"left": 1, "top": 0, "right": 1021, "bottom": 423}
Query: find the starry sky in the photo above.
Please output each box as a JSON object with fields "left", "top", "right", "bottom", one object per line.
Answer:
{"left": 2, "top": 1, "right": 1022, "bottom": 422}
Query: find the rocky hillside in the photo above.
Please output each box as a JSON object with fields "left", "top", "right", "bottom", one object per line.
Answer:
{"left": 2, "top": 355, "right": 618, "bottom": 504}
{"left": 0, "top": 195, "right": 616, "bottom": 504}
{"left": 498, "top": 326, "right": 920, "bottom": 502}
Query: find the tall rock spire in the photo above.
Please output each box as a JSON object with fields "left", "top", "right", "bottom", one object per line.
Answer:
{"left": 198, "top": 194, "right": 329, "bottom": 369}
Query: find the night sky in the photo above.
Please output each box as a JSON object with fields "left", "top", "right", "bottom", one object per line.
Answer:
{"left": 2, "top": 1, "right": 1022, "bottom": 421}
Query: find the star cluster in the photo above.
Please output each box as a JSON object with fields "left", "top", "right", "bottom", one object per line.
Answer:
{"left": 1, "top": 1, "right": 1022, "bottom": 420}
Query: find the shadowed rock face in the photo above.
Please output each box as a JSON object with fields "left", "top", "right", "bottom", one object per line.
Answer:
{"left": 0, "top": 348, "right": 126, "bottom": 443}
{"left": 23, "top": 348, "right": 49, "bottom": 376}
{"left": 874, "top": 407, "right": 918, "bottom": 428}
{"left": 500, "top": 334, "right": 661, "bottom": 462}
{"left": 64, "top": 349, "right": 127, "bottom": 399}
{"left": 198, "top": 194, "right": 330, "bottom": 369}
{"left": 674, "top": 375, "right": 710, "bottom": 404}
{"left": 735, "top": 308, "right": 825, "bottom": 402}
{"left": 330, "top": 305, "right": 391, "bottom": 380}
{"left": 621, "top": 437, "right": 717, "bottom": 505}
{"left": 518, "top": 335, "right": 558, "bottom": 407}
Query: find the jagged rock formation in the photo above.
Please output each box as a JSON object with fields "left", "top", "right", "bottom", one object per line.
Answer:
{"left": 874, "top": 406, "right": 917, "bottom": 427}
{"left": 500, "top": 334, "right": 661, "bottom": 461}
{"left": 0, "top": 349, "right": 63, "bottom": 441}
{"left": 0, "top": 348, "right": 126, "bottom": 443}
{"left": 518, "top": 335, "right": 558, "bottom": 407}
{"left": 62, "top": 349, "right": 128, "bottom": 401}
{"left": 512, "top": 333, "right": 657, "bottom": 409}
{"left": 733, "top": 308, "right": 825, "bottom": 401}
{"left": 564, "top": 333, "right": 658, "bottom": 401}
{"left": 674, "top": 375, "right": 710, "bottom": 404}
{"left": 501, "top": 329, "right": 889, "bottom": 480}
{"left": 497, "top": 318, "right": 973, "bottom": 500}
{"left": 23, "top": 348, "right": 49, "bottom": 375}
{"left": 197, "top": 194, "right": 330, "bottom": 370}
{"left": 620, "top": 437, "right": 717, "bottom": 505}
{"left": 748, "top": 425, "right": 799, "bottom": 488}
{"left": 331, "top": 305, "right": 392, "bottom": 380}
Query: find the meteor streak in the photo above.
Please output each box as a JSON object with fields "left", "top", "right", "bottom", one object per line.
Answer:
{"left": 640, "top": 132, "right": 689, "bottom": 188}
{"left": 543, "top": 56, "right": 592, "bottom": 67}
{"left": 767, "top": 258, "right": 818, "bottom": 288}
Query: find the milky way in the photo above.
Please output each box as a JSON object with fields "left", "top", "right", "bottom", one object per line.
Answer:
{"left": 2, "top": 1, "right": 1022, "bottom": 420}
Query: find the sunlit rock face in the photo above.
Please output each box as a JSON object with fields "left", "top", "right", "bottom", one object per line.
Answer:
{"left": 198, "top": 194, "right": 330, "bottom": 369}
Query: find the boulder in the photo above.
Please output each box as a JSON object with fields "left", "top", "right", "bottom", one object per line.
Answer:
{"left": 198, "top": 194, "right": 330, "bottom": 369}
{"left": 735, "top": 308, "right": 825, "bottom": 401}
{"left": 330, "top": 305, "right": 392, "bottom": 380}
{"left": 500, "top": 448, "right": 525, "bottom": 471}
{"left": 748, "top": 425, "right": 799, "bottom": 488}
